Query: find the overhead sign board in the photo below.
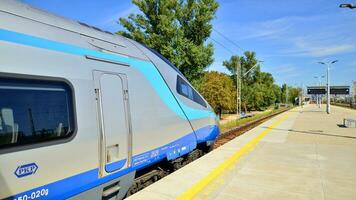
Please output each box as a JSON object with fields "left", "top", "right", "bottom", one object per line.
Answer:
{"left": 307, "top": 86, "right": 350, "bottom": 95}
{"left": 330, "top": 87, "right": 350, "bottom": 95}
{"left": 307, "top": 87, "right": 325, "bottom": 95}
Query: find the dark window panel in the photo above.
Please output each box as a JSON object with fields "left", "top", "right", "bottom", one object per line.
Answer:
{"left": 0, "top": 78, "right": 74, "bottom": 149}
{"left": 176, "top": 76, "right": 206, "bottom": 108}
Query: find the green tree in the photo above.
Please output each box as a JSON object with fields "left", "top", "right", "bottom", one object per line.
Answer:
{"left": 272, "top": 84, "right": 282, "bottom": 104}
{"left": 287, "top": 86, "right": 301, "bottom": 104}
{"left": 198, "top": 71, "right": 235, "bottom": 118}
{"left": 222, "top": 55, "right": 240, "bottom": 84}
{"left": 280, "top": 84, "right": 300, "bottom": 104}
{"left": 118, "top": 0, "right": 218, "bottom": 82}
{"left": 223, "top": 51, "right": 281, "bottom": 111}
{"left": 281, "top": 84, "right": 288, "bottom": 103}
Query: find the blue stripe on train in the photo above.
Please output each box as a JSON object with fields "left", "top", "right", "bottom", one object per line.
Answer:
{"left": 105, "top": 159, "right": 127, "bottom": 173}
{"left": 195, "top": 124, "right": 220, "bottom": 143}
{"left": 0, "top": 28, "right": 215, "bottom": 121}
{"left": 4, "top": 125, "right": 219, "bottom": 199}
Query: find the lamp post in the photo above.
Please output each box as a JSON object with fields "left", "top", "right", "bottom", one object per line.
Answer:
{"left": 313, "top": 76, "right": 319, "bottom": 107}
{"left": 236, "top": 58, "right": 240, "bottom": 121}
{"left": 339, "top": 3, "right": 356, "bottom": 9}
{"left": 353, "top": 80, "right": 355, "bottom": 104}
{"left": 243, "top": 60, "right": 263, "bottom": 77}
{"left": 286, "top": 84, "right": 288, "bottom": 105}
{"left": 236, "top": 60, "right": 263, "bottom": 117}
{"left": 314, "top": 75, "right": 325, "bottom": 108}
{"left": 318, "top": 60, "right": 338, "bottom": 114}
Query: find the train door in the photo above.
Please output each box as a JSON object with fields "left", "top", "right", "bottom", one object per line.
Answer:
{"left": 93, "top": 71, "right": 132, "bottom": 177}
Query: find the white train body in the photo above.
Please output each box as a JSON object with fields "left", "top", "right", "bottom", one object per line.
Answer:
{"left": 0, "top": 1, "right": 219, "bottom": 199}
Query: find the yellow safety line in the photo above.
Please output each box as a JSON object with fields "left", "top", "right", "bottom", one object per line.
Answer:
{"left": 177, "top": 112, "right": 291, "bottom": 200}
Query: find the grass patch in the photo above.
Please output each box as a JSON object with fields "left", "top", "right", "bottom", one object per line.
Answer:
{"left": 219, "top": 108, "right": 288, "bottom": 133}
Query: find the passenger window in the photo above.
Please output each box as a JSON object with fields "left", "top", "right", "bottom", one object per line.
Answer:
{"left": 176, "top": 76, "right": 207, "bottom": 107}
{"left": 180, "top": 81, "right": 194, "bottom": 99}
{"left": 0, "top": 78, "right": 75, "bottom": 150}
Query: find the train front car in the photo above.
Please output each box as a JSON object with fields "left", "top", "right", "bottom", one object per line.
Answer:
{"left": 0, "top": 1, "right": 220, "bottom": 199}
{"left": 134, "top": 43, "right": 220, "bottom": 153}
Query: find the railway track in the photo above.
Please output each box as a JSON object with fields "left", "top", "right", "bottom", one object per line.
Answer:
{"left": 214, "top": 108, "right": 291, "bottom": 148}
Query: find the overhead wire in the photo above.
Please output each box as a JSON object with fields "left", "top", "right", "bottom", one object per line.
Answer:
{"left": 212, "top": 28, "right": 245, "bottom": 52}
{"left": 209, "top": 37, "right": 235, "bottom": 54}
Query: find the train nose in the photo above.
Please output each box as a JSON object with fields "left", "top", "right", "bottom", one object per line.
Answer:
{"left": 214, "top": 113, "right": 220, "bottom": 127}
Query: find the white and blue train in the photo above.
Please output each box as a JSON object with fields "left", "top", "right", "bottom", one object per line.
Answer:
{"left": 0, "top": 0, "right": 219, "bottom": 199}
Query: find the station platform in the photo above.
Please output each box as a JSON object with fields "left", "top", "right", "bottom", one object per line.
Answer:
{"left": 127, "top": 105, "right": 356, "bottom": 200}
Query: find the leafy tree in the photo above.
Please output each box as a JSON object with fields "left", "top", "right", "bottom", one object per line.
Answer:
{"left": 198, "top": 71, "right": 235, "bottom": 118}
{"left": 222, "top": 55, "right": 240, "bottom": 84}
{"left": 118, "top": 0, "right": 219, "bottom": 82}
{"left": 223, "top": 51, "right": 281, "bottom": 111}
{"left": 272, "top": 84, "right": 282, "bottom": 104}
{"left": 281, "top": 84, "right": 288, "bottom": 103}
{"left": 287, "top": 86, "right": 301, "bottom": 104}
{"left": 280, "top": 84, "right": 300, "bottom": 104}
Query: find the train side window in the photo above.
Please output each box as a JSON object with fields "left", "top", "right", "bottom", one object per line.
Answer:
{"left": 0, "top": 78, "right": 75, "bottom": 150}
{"left": 176, "top": 76, "right": 207, "bottom": 107}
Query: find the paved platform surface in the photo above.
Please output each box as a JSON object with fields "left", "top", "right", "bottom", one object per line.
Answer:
{"left": 127, "top": 105, "right": 356, "bottom": 200}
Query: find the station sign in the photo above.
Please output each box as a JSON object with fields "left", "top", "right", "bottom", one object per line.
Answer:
{"left": 307, "top": 87, "right": 325, "bottom": 95}
{"left": 330, "top": 87, "right": 350, "bottom": 95}
{"left": 307, "top": 86, "right": 350, "bottom": 95}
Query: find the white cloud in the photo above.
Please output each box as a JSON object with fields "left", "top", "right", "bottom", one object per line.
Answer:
{"left": 224, "top": 15, "right": 325, "bottom": 41}
{"left": 275, "top": 65, "right": 297, "bottom": 73}
{"left": 112, "top": 5, "right": 138, "bottom": 21}
{"left": 267, "top": 64, "right": 301, "bottom": 78}
{"left": 216, "top": 12, "right": 356, "bottom": 58}
{"left": 308, "top": 45, "right": 355, "bottom": 57}
{"left": 97, "top": 5, "right": 139, "bottom": 28}
{"left": 347, "top": 62, "right": 356, "bottom": 71}
{"left": 290, "top": 40, "right": 355, "bottom": 57}
{"left": 237, "top": 17, "right": 294, "bottom": 40}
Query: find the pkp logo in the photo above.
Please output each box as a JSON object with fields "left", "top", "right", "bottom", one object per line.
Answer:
{"left": 14, "top": 163, "right": 38, "bottom": 178}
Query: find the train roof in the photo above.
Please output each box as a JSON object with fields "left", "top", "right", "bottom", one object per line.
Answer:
{"left": 0, "top": 0, "right": 193, "bottom": 90}
{"left": 0, "top": 0, "right": 149, "bottom": 61}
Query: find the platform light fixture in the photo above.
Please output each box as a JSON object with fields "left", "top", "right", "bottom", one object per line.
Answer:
{"left": 318, "top": 60, "right": 338, "bottom": 114}
{"left": 237, "top": 60, "right": 263, "bottom": 117}
{"left": 313, "top": 75, "right": 325, "bottom": 108}
{"left": 339, "top": 3, "right": 356, "bottom": 9}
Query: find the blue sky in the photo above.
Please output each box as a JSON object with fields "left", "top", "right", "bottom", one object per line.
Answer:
{"left": 22, "top": 0, "right": 356, "bottom": 87}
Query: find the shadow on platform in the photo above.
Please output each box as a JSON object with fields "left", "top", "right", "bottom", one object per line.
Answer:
{"left": 261, "top": 127, "right": 356, "bottom": 139}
